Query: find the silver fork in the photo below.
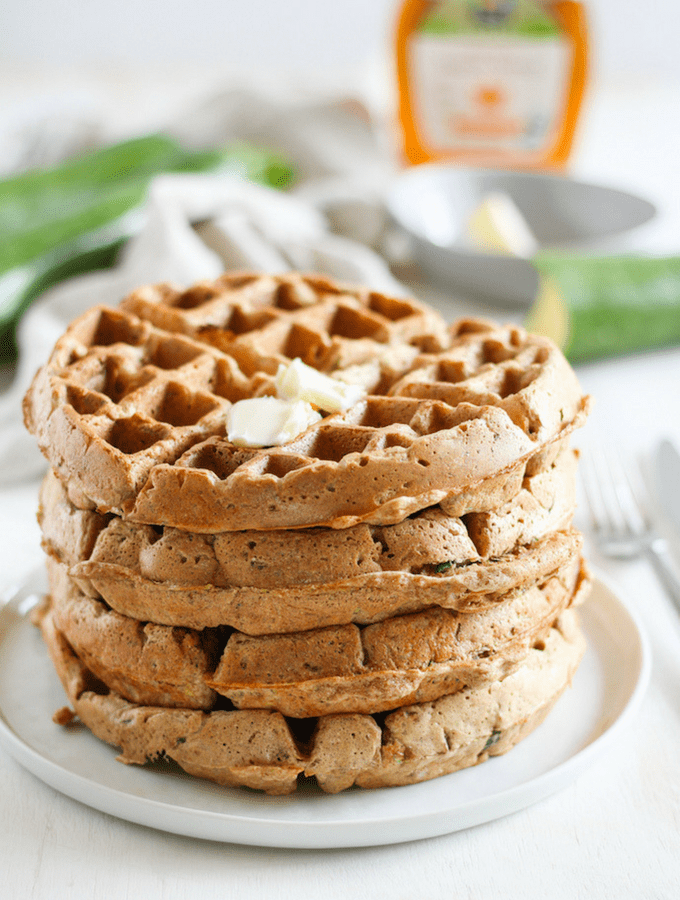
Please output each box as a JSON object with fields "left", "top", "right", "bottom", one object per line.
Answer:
{"left": 580, "top": 446, "right": 680, "bottom": 614}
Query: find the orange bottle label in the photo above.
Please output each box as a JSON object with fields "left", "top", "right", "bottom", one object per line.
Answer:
{"left": 395, "top": 0, "right": 588, "bottom": 169}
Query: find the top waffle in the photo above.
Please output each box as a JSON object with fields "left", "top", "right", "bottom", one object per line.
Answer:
{"left": 24, "top": 272, "right": 590, "bottom": 531}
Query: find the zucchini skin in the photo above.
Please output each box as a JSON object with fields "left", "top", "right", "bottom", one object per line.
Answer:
{"left": 529, "top": 253, "right": 680, "bottom": 362}
{"left": 0, "top": 136, "right": 295, "bottom": 360}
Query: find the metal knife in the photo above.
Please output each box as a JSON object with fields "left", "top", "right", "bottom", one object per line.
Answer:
{"left": 656, "top": 439, "right": 680, "bottom": 537}
{"left": 652, "top": 439, "right": 680, "bottom": 611}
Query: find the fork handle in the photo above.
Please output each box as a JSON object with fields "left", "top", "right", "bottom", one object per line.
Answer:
{"left": 647, "top": 537, "right": 680, "bottom": 614}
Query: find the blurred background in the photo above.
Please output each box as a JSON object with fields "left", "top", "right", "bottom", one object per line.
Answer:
{"left": 1, "top": 0, "right": 679, "bottom": 141}
{"left": 1, "top": 0, "right": 679, "bottom": 376}
{"left": 2, "top": 0, "right": 680, "bottom": 82}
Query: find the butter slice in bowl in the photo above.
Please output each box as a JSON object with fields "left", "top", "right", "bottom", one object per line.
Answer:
{"left": 385, "top": 164, "right": 656, "bottom": 306}
{"left": 466, "top": 191, "right": 539, "bottom": 259}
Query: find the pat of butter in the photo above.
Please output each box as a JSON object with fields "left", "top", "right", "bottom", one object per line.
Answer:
{"left": 466, "top": 191, "right": 538, "bottom": 259}
{"left": 275, "top": 358, "right": 366, "bottom": 413}
{"left": 226, "top": 397, "right": 321, "bottom": 447}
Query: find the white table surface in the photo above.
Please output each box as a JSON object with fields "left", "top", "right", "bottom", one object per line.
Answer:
{"left": 1, "top": 67, "right": 679, "bottom": 899}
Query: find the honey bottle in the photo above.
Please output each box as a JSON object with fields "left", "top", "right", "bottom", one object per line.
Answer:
{"left": 395, "top": 0, "right": 588, "bottom": 169}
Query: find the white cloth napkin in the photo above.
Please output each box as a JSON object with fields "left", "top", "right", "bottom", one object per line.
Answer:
{"left": 0, "top": 83, "right": 406, "bottom": 483}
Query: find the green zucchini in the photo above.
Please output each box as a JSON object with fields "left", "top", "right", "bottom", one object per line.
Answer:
{"left": 0, "top": 236, "right": 127, "bottom": 360}
{"left": 0, "top": 135, "right": 294, "bottom": 361}
{"left": 526, "top": 253, "right": 680, "bottom": 362}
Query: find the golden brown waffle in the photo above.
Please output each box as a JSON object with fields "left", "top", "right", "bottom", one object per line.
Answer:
{"left": 207, "top": 557, "right": 588, "bottom": 717}
{"left": 24, "top": 272, "right": 590, "bottom": 531}
{"left": 25, "top": 271, "right": 592, "bottom": 796}
{"left": 47, "top": 559, "right": 219, "bottom": 710}
{"left": 36, "top": 600, "right": 585, "bottom": 794}
{"left": 119, "top": 272, "right": 446, "bottom": 373}
{"left": 46, "top": 553, "right": 589, "bottom": 718}
{"left": 39, "top": 455, "right": 581, "bottom": 634}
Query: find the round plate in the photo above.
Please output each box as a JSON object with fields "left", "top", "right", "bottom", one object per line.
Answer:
{"left": 0, "top": 569, "right": 650, "bottom": 849}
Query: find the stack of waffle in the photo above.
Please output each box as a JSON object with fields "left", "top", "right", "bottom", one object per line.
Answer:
{"left": 24, "top": 272, "right": 591, "bottom": 795}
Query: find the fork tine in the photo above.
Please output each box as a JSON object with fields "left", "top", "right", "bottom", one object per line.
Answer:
{"left": 581, "top": 446, "right": 621, "bottom": 535}
{"left": 608, "top": 452, "right": 648, "bottom": 537}
{"left": 579, "top": 448, "right": 605, "bottom": 533}
{"left": 580, "top": 445, "right": 646, "bottom": 542}
{"left": 581, "top": 443, "right": 680, "bottom": 610}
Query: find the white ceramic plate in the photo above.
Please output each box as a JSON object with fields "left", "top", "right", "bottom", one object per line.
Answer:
{"left": 0, "top": 569, "right": 649, "bottom": 849}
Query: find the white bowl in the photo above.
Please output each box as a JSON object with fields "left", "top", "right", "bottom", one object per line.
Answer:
{"left": 386, "top": 166, "right": 656, "bottom": 306}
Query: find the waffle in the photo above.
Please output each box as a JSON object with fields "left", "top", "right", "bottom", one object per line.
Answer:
{"left": 23, "top": 272, "right": 590, "bottom": 531}
{"left": 25, "top": 270, "right": 592, "bottom": 796}
{"left": 46, "top": 559, "right": 219, "bottom": 710}
{"left": 206, "top": 558, "right": 588, "bottom": 717}
{"left": 39, "top": 446, "right": 580, "bottom": 634}
{"left": 74, "top": 530, "right": 582, "bottom": 634}
{"left": 46, "top": 552, "right": 588, "bottom": 717}
{"left": 35, "top": 599, "right": 585, "bottom": 794}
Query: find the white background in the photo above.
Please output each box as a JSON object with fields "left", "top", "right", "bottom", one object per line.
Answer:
{"left": 2, "top": 0, "right": 679, "bottom": 84}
